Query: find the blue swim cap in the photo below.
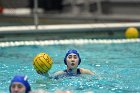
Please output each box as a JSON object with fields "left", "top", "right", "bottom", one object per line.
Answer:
{"left": 9, "top": 75, "right": 31, "bottom": 93}
{"left": 64, "top": 49, "right": 81, "bottom": 65}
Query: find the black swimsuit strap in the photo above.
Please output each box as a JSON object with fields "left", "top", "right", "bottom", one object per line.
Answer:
{"left": 77, "top": 68, "right": 81, "bottom": 74}
{"left": 64, "top": 68, "right": 81, "bottom": 74}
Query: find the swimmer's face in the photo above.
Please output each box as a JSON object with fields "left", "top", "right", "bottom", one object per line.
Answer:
{"left": 10, "top": 82, "right": 26, "bottom": 93}
{"left": 66, "top": 53, "right": 79, "bottom": 69}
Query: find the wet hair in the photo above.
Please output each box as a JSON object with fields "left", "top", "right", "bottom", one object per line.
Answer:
{"left": 9, "top": 75, "right": 31, "bottom": 93}
{"left": 64, "top": 49, "right": 81, "bottom": 65}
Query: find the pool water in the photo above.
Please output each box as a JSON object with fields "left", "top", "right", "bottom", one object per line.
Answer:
{"left": 0, "top": 42, "right": 140, "bottom": 93}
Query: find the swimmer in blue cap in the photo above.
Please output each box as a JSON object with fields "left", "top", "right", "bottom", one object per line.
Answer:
{"left": 53, "top": 49, "right": 94, "bottom": 78}
{"left": 9, "top": 75, "right": 31, "bottom": 93}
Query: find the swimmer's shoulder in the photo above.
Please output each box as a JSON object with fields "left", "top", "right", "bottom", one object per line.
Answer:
{"left": 79, "top": 68, "right": 95, "bottom": 75}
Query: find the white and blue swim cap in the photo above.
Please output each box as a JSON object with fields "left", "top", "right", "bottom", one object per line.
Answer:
{"left": 64, "top": 49, "right": 81, "bottom": 65}
{"left": 9, "top": 75, "right": 31, "bottom": 93}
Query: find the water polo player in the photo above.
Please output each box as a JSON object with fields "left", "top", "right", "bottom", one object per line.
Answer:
{"left": 53, "top": 49, "right": 94, "bottom": 78}
{"left": 9, "top": 75, "right": 31, "bottom": 93}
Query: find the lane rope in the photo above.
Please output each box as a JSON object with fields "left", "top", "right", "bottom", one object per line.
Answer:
{"left": 0, "top": 39, "right": 140, "bottom": 47}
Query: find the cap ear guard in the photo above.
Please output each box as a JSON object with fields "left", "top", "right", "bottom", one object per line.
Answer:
{"left": 64, "top": 49, "right": 81, "bottom": 65}
{"left": 64, "top": 58, "right": 67, "bottom": 65}
{"left": 78, "top": 58, "right": 81, "bottom": 65}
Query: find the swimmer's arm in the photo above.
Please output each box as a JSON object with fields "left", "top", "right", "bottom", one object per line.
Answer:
{"left": 43, "top": 71, "right": 65, "bottom": 79}
{"left": 80, "top": 68, "right": 95, "bottom": 75}
{"left": 53, "top": 71, "right": 65, "bottom": 77}
{"left": 36, "top": 71, "right": 51, "bottom": 78}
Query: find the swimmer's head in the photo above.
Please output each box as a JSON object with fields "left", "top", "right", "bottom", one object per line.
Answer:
{"left": 9, "top": 75, "right": 31, "bottom": 93}
{"left": 64, "top": 49, "right": 81, "bottom": 65}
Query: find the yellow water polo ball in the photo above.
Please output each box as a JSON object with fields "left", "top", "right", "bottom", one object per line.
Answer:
{"left": 33, "top": 52, "right": 53, "bottom": 75}
{"left": 125, "top": 27, "right": 139, "bottom": 39}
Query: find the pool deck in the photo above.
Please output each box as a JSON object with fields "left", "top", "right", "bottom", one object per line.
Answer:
{"left": 0, "top": 22, "right": 140, "bottom": 42}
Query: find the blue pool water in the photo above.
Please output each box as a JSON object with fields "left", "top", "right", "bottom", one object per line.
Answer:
{"left": 0, "top": 42, "right": 140, "bottom": 93}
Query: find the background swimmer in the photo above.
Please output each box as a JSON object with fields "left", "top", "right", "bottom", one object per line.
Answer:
{"left": 53, "top": 49, "right": 94, "bottom": 78}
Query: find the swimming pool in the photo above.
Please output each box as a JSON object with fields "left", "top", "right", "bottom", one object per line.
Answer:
{"left": 0, "top": 40, "right": 140, "bottom": 93}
